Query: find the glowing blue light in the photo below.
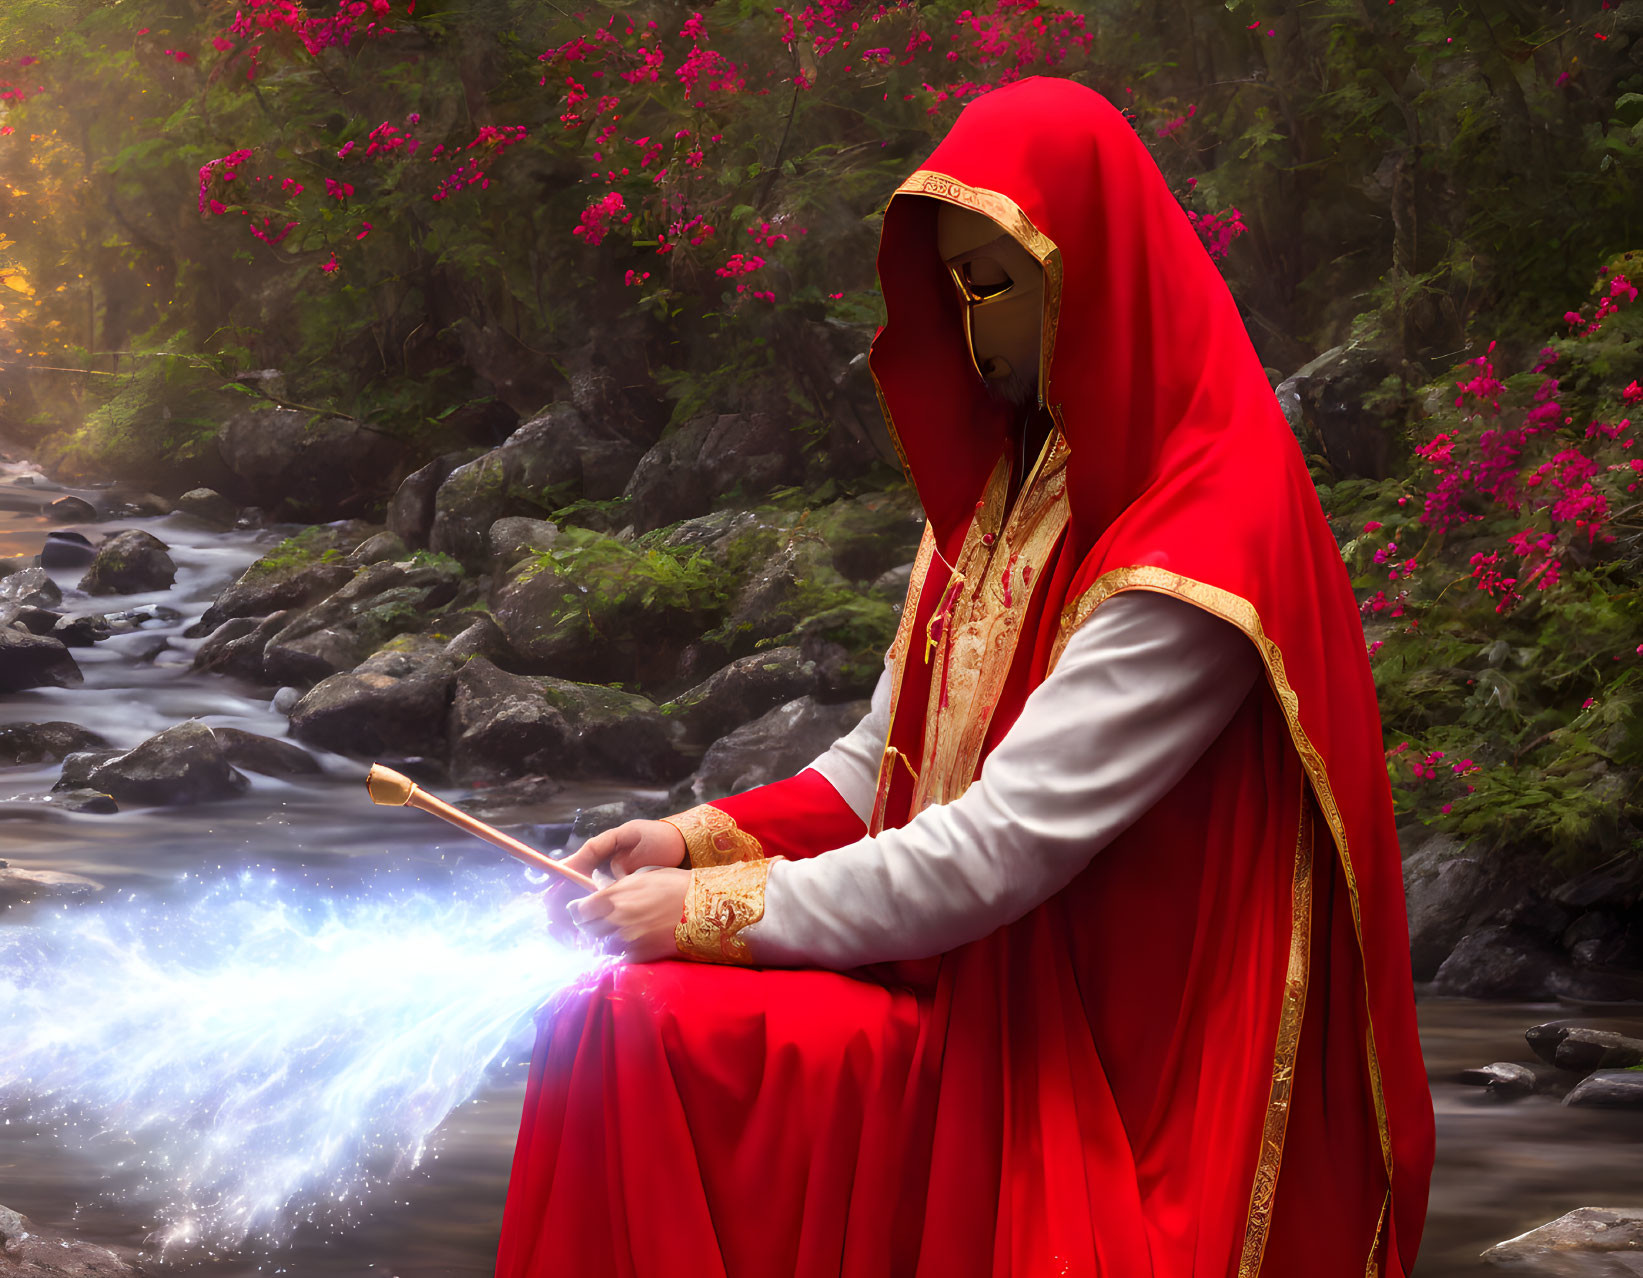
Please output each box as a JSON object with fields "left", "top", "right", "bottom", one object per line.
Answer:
{"left": 0, "top": 867, "right": 606, "bottom": 1251}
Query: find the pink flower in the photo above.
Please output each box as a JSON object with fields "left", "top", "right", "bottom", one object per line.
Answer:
{"left": 356, "top": 222, "right": 373, "bottom": 239}
{"left": 319, "top": 253, "right": 340, "bottom": 273}
{"left": 1362, "top": 520, "right": 1382, "bottom": 533}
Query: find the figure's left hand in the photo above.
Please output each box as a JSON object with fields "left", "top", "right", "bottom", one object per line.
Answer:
{"left": 570, "top": 867, "right": 691, "bottom": 963}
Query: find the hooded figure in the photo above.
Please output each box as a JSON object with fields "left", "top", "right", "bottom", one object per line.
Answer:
{"left": 497, "top": 77, "right": 1434, "bottom": 1278}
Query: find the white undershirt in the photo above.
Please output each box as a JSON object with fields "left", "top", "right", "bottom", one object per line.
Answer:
{"left": 741, "top": 591, "right": 1261, "bottom": 968}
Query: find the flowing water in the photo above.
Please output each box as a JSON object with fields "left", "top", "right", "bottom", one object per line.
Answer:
{"left": 0, "top": 461, "right": 1639, "bottom": 1275}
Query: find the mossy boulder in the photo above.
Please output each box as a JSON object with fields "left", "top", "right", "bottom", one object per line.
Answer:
{"left": 623, "top": 412, "right": 806, "bottom": 533}
{"left": 216, "top": 406, "right": 403, "bottom": 520}
{"left": 79, "top": 529, "right": 176, "bottom": 595}
{"left": 288, "top": 641, "right": 458, "bottom": 758}
{"left": 194, "top": 521, "right": 375, "bottom": 633}
{"left": 67, "top": 720, "right": 249, "bottom": 807}
{"left": 676, "top": 695, "right": 872, "bottom": 806}
{"left": 660, "top": 646, "right": 820, "bottom": 753}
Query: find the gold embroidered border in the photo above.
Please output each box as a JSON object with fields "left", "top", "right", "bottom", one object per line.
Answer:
{"left": 894, "top": 170, "right": 1063, "bottom": 403}
{"left": 869, "top": 524, "right": 937, "bottom": 836}
{"left": 674, "top": 859, "right": 776, "bottom": 965}
{"left": 912, "top": 436, "right": 1070, "bottom": 812}
{"left": 1237, "top": 785, "right": 1314, "bottom": 1278}
{"left": 662, "top": 804, "right": 763, "bottom": 868}
{"left": 1363, "top": 1191, "right": 1390, "bottom": 1278}
{"left": 1050, "top": 565, "right": 1397, "bottom": 1211}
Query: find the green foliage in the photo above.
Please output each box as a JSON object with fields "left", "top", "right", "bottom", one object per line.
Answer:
{"left": 242, "top": 526, "right": 346, "bottom": 581}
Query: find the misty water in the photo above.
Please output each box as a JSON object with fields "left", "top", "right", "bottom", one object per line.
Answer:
{"left": 1, "top": 461, "right": 1640, "bottom": 1276}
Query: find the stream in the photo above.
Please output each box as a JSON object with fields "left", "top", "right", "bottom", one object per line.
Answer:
{"left": 1, "top": 460, "right": 1640, "bottom": 1276}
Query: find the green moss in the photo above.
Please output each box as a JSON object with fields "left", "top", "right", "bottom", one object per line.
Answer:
{"left": 244, "top": 526, "right": 347, "bottom": 580}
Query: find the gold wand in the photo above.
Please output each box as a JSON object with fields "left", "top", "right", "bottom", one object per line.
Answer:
{"left": 364, "top": 764, "right": 598, "bottom": 891}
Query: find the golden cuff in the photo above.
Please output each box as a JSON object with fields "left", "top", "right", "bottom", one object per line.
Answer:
{"left": 674, "top": 859, "right": 778, "bottom": 965}
{"left": 661, "top": 803, "right": 764, "bottom": 868}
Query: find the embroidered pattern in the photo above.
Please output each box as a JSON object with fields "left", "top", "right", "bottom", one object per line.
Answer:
{"left": 674, "top": 859, "right": 777, "bottom": 965}
{"left": 662, "top": 804, "right": 763, "bottom": 868}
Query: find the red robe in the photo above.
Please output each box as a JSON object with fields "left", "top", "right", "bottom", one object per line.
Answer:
{"left": 497, "top": 76, "right": 1433, "bottom": 1278}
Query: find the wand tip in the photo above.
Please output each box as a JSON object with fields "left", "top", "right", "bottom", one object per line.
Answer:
{"left": 365, "top": 764, "right": 416, "bottom": 806}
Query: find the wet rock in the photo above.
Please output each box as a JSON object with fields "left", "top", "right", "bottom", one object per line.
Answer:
{"left": 271, "top": 685, "right": 301, "bottom": 715}
{"left": 53, "top": 788, "right": 119, "bottom": 814}
{"left": 453, "top": 774, "right": 565, "bottom": 822}
{"left": 448, "top": 657, "right": 684, "bottom": 784}
{"left": 72, "top": 721, "right": 249, "bottom": 807}
{"left": 623, "top": 412, "right": 805, "bottom": 534}
{"left": 0, "top": 866, "right": 104, "bottom": 910}
{"left": 1563, "top": 1071, "right": 1643, "bottom": 1109}
{"left": 1431, "top": 925, "right": 1570, "bottom": 1000}
{"left": 1526, "top": 1020, "right": 1643, "bottom": 1067}
{"left": 429, "top": 404, "right": 645, "bottom": 564}
{"left": 661, "top": 646, "right": 820, "bottom": 752}
{"left": 679, "top": 695, "right": 872, "bottom": 806}
{"left": 194, "top": 522, "right": 373, "bottom": 633}
{"left": 1402, "top": 836, "right": 1499, "bottom": 980}
{"left": 1483, "top": 1207, "right": 1643, "bottom": 1273}
{"left": 0, "top": 722, "right": 111, "bottom": 765}
{"left": 104, "top": 603, "right": 181, "bottom": 628}
{"left": 52, "top": 612, "right": 114, "bottom": 647}
{"left": 39, "top": 529, "right": 96, "bottom": 569}
{"left": 176, "top": 486, "right": 237, "bottom": 525}
{"left": 217, "top": 405, "right": 402, "bottom": 518}
{"left": 442, "top": 614, "right": 511, "bottom": 665}
{"left": 347, "top": 530, "right": 409, "bottom": 565}
{"left": 260, "top": 557, "right": 463, "bottom": 685}
{"left": 0, "top": 1202, "right": 144, "bottom": 1275}
{"left": 1455, "top": 1061, "right": 1538, "bottom": 1100}
{"left": 288, "top": 644, "right": 457, "bottom": 757}
{"left": 45, "top": 494, "right": 97, "bottom": 522}
{"left": 1273, "top": 341, "right": 1400, "bottom": 479}
{"left": 488, "top": 516, "right": 559, "bottom": 568}
{"left": 5, "top": 604, "right": 62, "bottom": 635}
{"left": 121, "top": 634, "right": 169, "bottom": 665}
{"left": 211, "top": 726, "right": 321, "bottom": 776}
{"left": 567, "top": 796, "right": 675, "bottom": 848}
{"left": 191, "top": 610, "right": 291, "bottom": 682}
{"left": 1549, "top": 1028, "right": 1643, "bottom": 1074}
{"left": 0, "top": 566, "right": 63, "bottom": 609}
{"left": 80, "top": 529, "right": 176, "bottom": 595}
{"left": 56, "top": 750, "right": 122, "bottom": 790}
{"left": 387, "top": 452, "right": 472, "bottom": 550}
{"left": 106, "top": 491, "right": 172, "bottom": 518}
{"left": 0, "top": 629, "right": 83, "bottom": 692}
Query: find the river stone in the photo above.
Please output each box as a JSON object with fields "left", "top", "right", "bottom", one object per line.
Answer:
{"left": 55, "top": 750, "right": 121, "bottom": 790}
{"left": 660, "top": 646, "right": 820, "bottom": 752}
{"left": 192, "top": 610, "right": 292, "bottom": 682}
{"left": 52, "top": 612, "right": 114, "bottom": 647}
{"left": 679, "top": 695, "right": 873, "bottom": 806}
{"left": 1432, "top": 925, "right": 1570, "bottom": 1000}
{"left": 1564, "top": 1071, "right": 1643, "bottom": 1109}
{"left": 348, "top": 530, "right": 409, "bottom": 565}
{"left": 39, "top": 529, "right": 96, "bottom": 569}
{"left": 0, "top": 566, "right": 63, "bottom": 609}
{"left": 78, "top": 721, "right": 249, "bottom": 806}
{"left": 1550, "top": 1028, "right": 1643, "bottom": 1074}
{"left": 0, "top": 629, "right": 83, "bottom": 693}
{"left": 448, "top": 656, "right": 684, "bottom": 784}
{"left": 0, "top": 1201, "right": 144, "bottom": 1275}
{"left": 217, "top": 405, "right": 402, "bottom": 518}
{"left": 177, "top": 486, "right": 237, "bottom": 525}
{"left": 387, "top": 452, "right": 471, "bottom": 550}
{"left": 53, "top": 788, "right": 119, "bottom": 814}
{"left": 1483, "top": 1207, "right": 1643, "bottom": 1273}
{"left": 442, "top": 614, "right": 511, "bottom": 665}
{"left": 4, "top": 604, "right": 62, "bottom": 635}
{"left": 623, "top": 411, "right": 804, "bottom": 534}
{"left": 193, "top": 521, "right": 374, "bottom": 634}
{"left": 45, "top": 494, "right": 97, "bottom": 522}
{"left": 453, "top": 774, "right": 566, "bottom": 822}
{"left": 288, "top": 644, "right": 458, "bottom": 757}
{"left": 211, "top": 726, "right": 321, "bottom": 776}
{"left": 1456, "top": 1061, "right": 1539, "bottom": 1100}
{"left": 0, "top": 722, "right": 111, "bottom": 765}
{"left": 80, "top": 529, "right": 176, "bottom": 595}
{"left": 0, "top": 866, "right": 105, "bottom": 909}
{"left": 428, "top": 404, "right": 646, "bottom": 564}
{"left": 488, "top": 516, "right": 559, "bottom": 568}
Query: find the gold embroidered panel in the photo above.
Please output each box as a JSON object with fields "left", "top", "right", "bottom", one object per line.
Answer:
{"left": 869, "top": 524, "right": 937, "bottom": 836}
{"left": 663, "top": 804, "right": 764, "bottom": 868}
{"left": 674, "top": 859, "right": 777, "bottom": 966}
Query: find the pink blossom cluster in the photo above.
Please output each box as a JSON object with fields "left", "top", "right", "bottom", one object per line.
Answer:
{"left": 1186, "top": 208, "right": 1246, "bottom": 261}
{"left": 197, "top": 148, "right": 255, "bottom": 214}
{"left": 746, "top": 221, "right": 791, "bottom": 248}
{"left": 715, "top": 253, "right": 767, "bottom": 279}
{"left": 432, "top": 124, "right": 528, "bottom": 202}
{"left": 1563, "top": 272, "right": 1638, "bottom": 337}
{"left": 226, "top": 0, "right": 405, "bottom": 65}
{"left": 624, "top": 269, "right": 652, "bottom": 287}
{"left": 1156, "top": 103, "right": 1196, "bottom": 138}
{"left": 572, "top": 191, "right": 626, "bottom": 246}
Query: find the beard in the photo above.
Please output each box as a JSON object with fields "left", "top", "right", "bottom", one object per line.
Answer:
{"left": 980, "top": 361, "right": 1036, "bottom": 409}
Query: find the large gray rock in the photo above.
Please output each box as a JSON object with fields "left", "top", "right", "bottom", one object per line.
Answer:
{"left": 0, "top": 565, "right": 62, "bottom": 609}
{"left": 39, "top": 530, "right": 96, "bottom": 569}
{"left": 623, "top": 412, "right": 804, "bottom": 534}
{"left": 288, "top": 643, "right": 457, "bottom": 757}
{"left": 661, "top": 646, "right": 820, "bottom": 752}
{"left": 67, "top": 721, "right": 249, "bottom": 807}
{"left": 217, "top": 406, "right": 402, "bottom": 518}
{"left": 1563, "top": 1071, "right": 1643, "bottom": 1109}
{"left": 0, "top": 1203, "right": 143, "bottom": 1276}
{"left": 1483, "top": 1207, "right": 1643, "bottom": 1274}
{"left": 177, "top": 487, "right": 237, "bottom": 525}
{"left": 448, "top": 657, "right": 684, "bottom": 784}
{"left": 191, "top": 610, "right": 292, "bottom": 682}
{"left": 1402, "top": 834, "right": 1498, "bottom": 980}
{"left": 211, "top": 726, "right": 320, "bottom": 776}
{"left": 1274, "top": 341, "right": 1400, "bottom": 479}
{"left": 680, "top": 695, "right": 871, "bottom": 806}
{"left": 79, "top": 529, "right": 176, "bottom": 595}
{"left": 193, "top": 522, "right": 374, "bottom": 634}
{"left": 1548, "top": 1028, "right": 1643, "bottom": 1074}
{"left": 1432, "top": 926, "right": 1569, "bottom": 1000}
{"left": 387, "top": 452, "right": 472, "bottom": 550}
{"left": 0, "top": 721, "right": 111, "bottom": 765}
{"left": 428, "top": 405, "right": 646, "bottom": 564}
{"left": 0, "top": 628, "right": 83, "bottom": 692}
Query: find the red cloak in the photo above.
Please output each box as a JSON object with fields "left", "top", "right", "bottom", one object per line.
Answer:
{"left": 496, "top": 76, "right": 1433, "bottom": 1278}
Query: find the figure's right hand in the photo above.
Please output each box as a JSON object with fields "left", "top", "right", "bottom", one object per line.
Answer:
{"left": 544, "top": 819, "right": 688, "bottom": 945}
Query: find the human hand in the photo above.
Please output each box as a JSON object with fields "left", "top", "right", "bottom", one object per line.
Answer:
{"left": 543, "top": 819, "right": 687, "bottom": 945}
{"left": 569, "top": 867, "right": 692, "bottom": 963}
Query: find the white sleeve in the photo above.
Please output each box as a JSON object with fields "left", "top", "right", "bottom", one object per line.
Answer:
{"left": 799, "top": 656, "right": 894, "bottom": 823}
{"left": 742, "top": 592, "right": 1261, "bottom": 968}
